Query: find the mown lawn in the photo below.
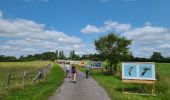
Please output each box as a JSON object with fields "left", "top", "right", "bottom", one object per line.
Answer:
{"left": 79, "top": 63, "right": 170, "bottom": 100}
{"left": 0, "top": 62, "right": 64, "bottom": 100}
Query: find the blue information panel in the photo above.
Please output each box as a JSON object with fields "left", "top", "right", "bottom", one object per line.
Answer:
{"left": 122, "top": 62, "right": 156, "bottom": 80}
{"left": 124, "top": 64, "right": 137, "bottom": 78}
{"left": 92, "top": 61, "right": 102, "bottom": 68}
{"left": 139, "top": 64, "right": 153, "bottom": 79}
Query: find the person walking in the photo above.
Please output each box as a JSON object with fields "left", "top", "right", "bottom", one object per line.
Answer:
{"left": 71, "top": 65, "right": 77, "bottom": 83}
{"left": 65, "top": 62, "right": 70, "bottom": 78}
{"left": 85, "top": 65, "right": 90, "bottom": 79}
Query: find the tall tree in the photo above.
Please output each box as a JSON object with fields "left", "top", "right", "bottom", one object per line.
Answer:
{"left": 151, "top": 52, "right": 163, "bottom": 62}
{"left": 94, "top": 33, "right": 132, "bottom": 74}
{"left": 58, "top": 51, "right": 62, "bottom": 59}
{"left": 69, "top": 50, "right": 73, "bottom": 60}
{"left": 58, "top": 50, "right": 66, "bottom": 60}
{"left": 55, "top": 50, "right": 58, "bottom": 59}
{"left": 70, "top": 50, "right": 80, "bottom": 60}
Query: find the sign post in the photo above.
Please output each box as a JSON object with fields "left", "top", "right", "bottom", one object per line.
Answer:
{"left": 122, "top": 62, "right": 156, "bottom": 96}
{"left": 92, "top": 61, "right": 102, "bottom": 69}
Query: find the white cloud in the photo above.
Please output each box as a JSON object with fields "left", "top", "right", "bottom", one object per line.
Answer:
{"left": 0, "top": 19, "right": 45, "bottom": 37}
{"left": 159, "top": 44, "right": 170, "bottom": 50}
{"left": 123, "top": 26, "right": 168, "bottom": 42}
{"left": 0, "top": 17, "right": 84, "bottom": 57}
{"left": 81, "top": 20, "right": 170, "bottom": 57}
{"left": 81, "top": 25, "right": 100, "bottom": 33}
{"left": 0, "top": 45, "right": 36, "bottom": 56}
{"left": 81, "top": 20, "right": 131, "bottom": 34}
{"left": 122, "top": 25, "right": 170, "bottom": 57}
{"left": 0, "top": 10, "right": 3, "bottom": 18}
{"left": 139, "top": 47, "right": 155, "bottom": 52}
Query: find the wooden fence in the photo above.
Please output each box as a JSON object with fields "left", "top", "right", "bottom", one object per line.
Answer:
{"left": 0, "top": 64, "right": 52, "bottom": 93}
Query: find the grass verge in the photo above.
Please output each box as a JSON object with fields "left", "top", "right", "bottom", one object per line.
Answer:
{"left": 78, "top": 63, "right": 170, "bottom": 100}
{"left": 2, "top": 63, "right": 64, "bottom": 100}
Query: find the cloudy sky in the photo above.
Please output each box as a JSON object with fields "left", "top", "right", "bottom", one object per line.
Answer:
{"left": 0, "top": 0, "right": 170, "bottom": 58}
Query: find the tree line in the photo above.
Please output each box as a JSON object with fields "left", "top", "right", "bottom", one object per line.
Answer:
{"left": 81, "top": 52, "right": 170, "bottom": 63}
{"left": 0, "top": 49, "right": 170, "bottom": 63}
{"left": 0, "top": 50, "right": 80, "bottom": 62}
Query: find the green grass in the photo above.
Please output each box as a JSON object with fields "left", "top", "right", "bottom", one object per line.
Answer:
{"left": 0, "top": 61, "right": 52, "bottom": 69}
{"left": 1, "top": 63, "right": 64, "bottom": 100}
{"left": 78, "top": 63, "right": 170, "bottom": 100}
{"left": 0, "top": 61, "right": 53, "bottom": 96}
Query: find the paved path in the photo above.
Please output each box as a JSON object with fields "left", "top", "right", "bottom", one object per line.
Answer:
{"left": 49, "top": 64, "right": 111, "bottom": 100}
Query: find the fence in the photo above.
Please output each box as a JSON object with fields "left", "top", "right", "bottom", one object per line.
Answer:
{"left": 0, "top": 64, "right": 52, "bottom": 95}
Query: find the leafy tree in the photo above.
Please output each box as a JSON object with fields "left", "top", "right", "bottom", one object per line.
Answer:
{"left": 151, "top": 52, "right": 163, "bottom": 62}
{"left": 69, "top": 50, "right": 73, "bottom": 60}
{"left": 55, "top": 50, "right": 58, "bottom": 59}
{"left": 123, "top": 51, "right": 134, "bottom": 61}
{"left": 40, "top": 52, "right": 57, "bottom": 61}
{"left": 58, "top": 51, "right": 66, "bottom": 60}
{"left": 69, "top": 50, "right": 80, "bottom": 60}
{"left": 94, "top": 33, "right": 132, "bottom": 74}
{"left": 19, "top": 55, "right": 26, "bottom": 62}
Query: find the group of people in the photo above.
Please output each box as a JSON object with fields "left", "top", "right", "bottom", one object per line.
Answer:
{"left": 65, "top": 62, "right": 90, "bottom": 83}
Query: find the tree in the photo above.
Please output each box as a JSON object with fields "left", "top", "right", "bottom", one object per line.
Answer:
{"left": 94, "top": 33, "right": 132, "bottom": 74}
{"left": 58, "top": 51, "right": 66, "bottom": 60}
{"left": 151, "top": 52, "right": 163, "bottom": 62}
{"left": 55, "top": 50, "right": 58, "bottom": 59}
{"left": 69, "top": 50, "right": 80, "bottom": 60}
{"left": 69, "top": 50, "right": 73, "bottom": 60}
{"left": 19, "top": 55, "right": 26, "bottom": 62}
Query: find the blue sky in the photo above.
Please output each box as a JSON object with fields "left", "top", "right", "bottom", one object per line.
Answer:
{"left": 0, "top": 0, "right": 170, "bottom": 57}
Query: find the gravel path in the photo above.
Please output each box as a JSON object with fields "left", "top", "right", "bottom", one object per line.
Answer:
{"left": 48, "top": 64, "right": 111, "bottom": 100}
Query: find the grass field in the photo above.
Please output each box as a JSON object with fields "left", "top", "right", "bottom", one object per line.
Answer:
{"left": 0, "top": 61, "right": 52, "bottom": 93}
{"left": 0, "top": 61, "right": 65, "bottom": 100}
{"left": 0, "top": 61, "right": 52, "bottom": 69}
{"left": 78, "top": 63, "right": 170, "bottom": 100}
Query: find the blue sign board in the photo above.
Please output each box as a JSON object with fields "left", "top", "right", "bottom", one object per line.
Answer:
{"left": 124, "top": 64, "right": 137, "bottom": 78}
{"left": 92, "top": 61, "right": 102, "bottom": 68}
{"left": 122, "top": 62, "right": 156, "bottom": 80}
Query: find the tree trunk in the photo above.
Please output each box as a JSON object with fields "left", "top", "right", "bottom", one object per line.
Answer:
{"left": 108, "top": 62, "right": 113, "bottom": 75}
{"left": 113, "top": 63, "right": 117, "bottom": 74}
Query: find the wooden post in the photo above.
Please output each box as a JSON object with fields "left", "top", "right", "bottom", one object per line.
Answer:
{"left": 22, "top": 71, "right": 27, "bottom": 86}
{"left": 122, "top": 79, "right": 156, "bottom": 96}
{"left": 122, "top": 83, "right": 124, "bottom": 93}
{"left": 6, "top": 73, "right": 11, "bottom": 88}
{"left": 152, "top": 84, "right": 156, "bottom": 95}
{"left": 43, "top": 67, "right": 47, "bottom": 80}
{"left": 32, "top": 72, "right": 41, "bottom": 84}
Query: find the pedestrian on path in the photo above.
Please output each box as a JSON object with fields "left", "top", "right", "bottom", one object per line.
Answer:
{"left": 71, "top": 65, "right": 77, "bottom": 83}
{"left": 65, "top": 62, "right": 70, "bottom": 78}
{"left": 85, "top": 65, "right": 90, "bottom": 79}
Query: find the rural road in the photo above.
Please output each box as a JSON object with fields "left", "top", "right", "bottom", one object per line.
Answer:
{"left": 49, "top": 64, "right": 111, "bottom": 100}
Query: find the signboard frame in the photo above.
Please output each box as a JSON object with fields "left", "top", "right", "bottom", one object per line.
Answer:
{"left": 122, "top": 62, "right": 156, "bottom": 96}
{"left": 92, "top": 61, "right": 102, "bottom": 68}
{"left": 79, "top": 60, "right": 86, "bottom": 66}
{"left": 122, "top": 62, "right": 156, "bottom": 80}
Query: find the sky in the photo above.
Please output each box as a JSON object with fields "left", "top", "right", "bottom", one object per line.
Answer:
{"left": 0, "top": 0, "right": 170, "bottom": 58}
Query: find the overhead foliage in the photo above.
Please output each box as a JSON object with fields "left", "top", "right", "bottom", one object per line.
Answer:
{"left": 94, "top": 33, "right": 132, "bottom": 74}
